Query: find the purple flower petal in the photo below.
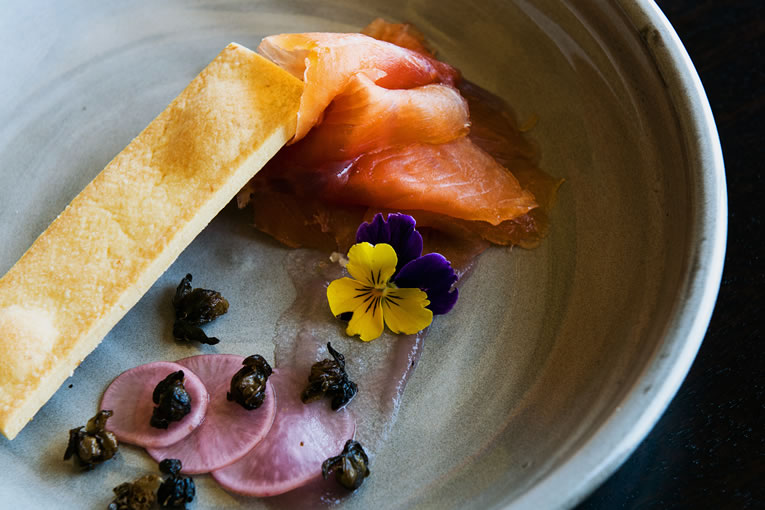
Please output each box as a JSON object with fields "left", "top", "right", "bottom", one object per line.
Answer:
{"left": 356, "top": 213, "right": 423, "bottom": 273}
{"left": 355, "top": 213, "right": 388, "bottom": 245}
{"left": 393, "top": 253, "right": 458, "bottom": 315}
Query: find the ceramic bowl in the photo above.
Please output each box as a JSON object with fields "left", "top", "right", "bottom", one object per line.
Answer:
{"left": 0, "top": 0, "right": 725, "bottom": 508}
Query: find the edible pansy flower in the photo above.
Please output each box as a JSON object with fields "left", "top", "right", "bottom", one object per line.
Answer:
{"left": 357, "top": 213, "right": 458, "bottom": 314}
{"left": 327, "top": 242, "right": 432, "bottom": 341}
{"left": 327, "top": 213, "right": 458, "bottom": 341}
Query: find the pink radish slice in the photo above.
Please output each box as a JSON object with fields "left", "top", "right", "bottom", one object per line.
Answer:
{"left": 100, "top": 361, "right": 209, "bottom": 449}
{"left": 211, "top": 367, "right": 355, "bottom": 497}
{"left": 147, "top": 354, "right": 276, "bottom": 474}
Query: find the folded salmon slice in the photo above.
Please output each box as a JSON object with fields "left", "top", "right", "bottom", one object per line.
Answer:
{"left": 318, "top": 137, "right": 536, "bottom": 225}
{"left": 245, "top": 136, "right": 535, "bottom": 229}
{"left": 258, "top": 32, "right": 459, "bottom": 141}
{"left": 284, "top": 73, "right": 470, "bottom": 162}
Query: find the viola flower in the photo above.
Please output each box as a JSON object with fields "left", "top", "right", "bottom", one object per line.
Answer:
{"left": 357, "top": 213, "right": 458, "bottom": 314}
{"left": 327, "top": 242, "right": 432, "bottom": 341}
{"left": 327, "top": 213, "right": 458, "bottom": 341}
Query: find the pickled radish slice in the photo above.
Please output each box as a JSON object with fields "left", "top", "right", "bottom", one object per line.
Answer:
{"left": 212, "top": 368, "right": 355, "bottom": 497}
{"left": 100, "top": 361, "right": 209, "bottom": 449}
{"left": 147, "top": 354, "right": 276, "bottom": 474}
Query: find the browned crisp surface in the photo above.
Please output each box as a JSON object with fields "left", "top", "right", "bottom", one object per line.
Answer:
{"left": 0, "top": 43, "right": 303, "bottom": 439}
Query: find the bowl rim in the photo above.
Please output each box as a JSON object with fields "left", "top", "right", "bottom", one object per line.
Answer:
{"left": 507, "top": 1, "right": 727, "bottom": 508}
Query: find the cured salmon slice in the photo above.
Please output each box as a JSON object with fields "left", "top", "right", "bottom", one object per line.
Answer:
{"left": 257, "top": 33, "right": 459, "bottom": 141}
{"left": 284, "top": 74, "right": 470, "bottom": 162}
{"left": 320, "top": 137, "right": 536, "bottom": 226}
{"left": 246, "top": 136, "right": 536, "bottom": 227}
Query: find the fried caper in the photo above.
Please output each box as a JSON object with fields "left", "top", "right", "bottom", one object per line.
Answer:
{"left": 322, "top": 439, "right": 370, "bottom": 491}
{"left": 63, "top": 410, "right": 119, "bottom": 470}
{"left": 151, "top": 371, "right": 191, "bottom": 429}
{"left": 157, "top": 458, "right": 196, "bottom": 509}
{"left": 172, "top": 274, "right": 228, "bottom": 345}
{"left": 227, "top": 355, "right": 273, "bottom": 410}
{"left": 301, "top": 343, "right": 357, "bottom": 410}
{"left": 107, "top": 474, "right": 161, "bottom": 510}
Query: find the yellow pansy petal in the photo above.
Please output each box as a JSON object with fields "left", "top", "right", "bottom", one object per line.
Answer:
{"left": 346, "top": 294, "right": 385, "bottom": 342}
{"left": 346, "top": 242, "right": 397, "bottom": 288}
{"left": 382, "top": 287, "right": 433, "bottom": 335}
{"left": 327, "top": 277, "right": 371, "bottom": 316}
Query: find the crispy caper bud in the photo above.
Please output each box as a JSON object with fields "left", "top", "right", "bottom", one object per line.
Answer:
{"left": 107, "top": 474, "right": 161, "bottom": 510}
{"left": 63, "top": 410, "right": 119, "bottom": 470}
{"left": 227, "top": 355, "right": 273, "bottom": 410}
{"left": 151, "top": 371, "right": 192, "bottom": 429}
{"left": 322, "top": 439, "right": 370, "bottom": 491}
{"left": 301, "top": 343, "right": 357, "bottom": 410}
{"left": 159, "top": 458, "right": 183, "bottom": 476}
{"left": 172, "top": 274, "right": 228, "bottom": 345}
{"left": 173, "top": 274, "right": 229, "bottom": 325}
{"left": 157, "top": 458, "right": 196, "bottom": 509}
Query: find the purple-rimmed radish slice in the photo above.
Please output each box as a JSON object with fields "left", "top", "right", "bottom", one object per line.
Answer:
{"left": 100, "top": 361, "right": 209, "bottom": 449}
{"left": 212, "top": 367, "right": 355, "bottom": 497}
{"left": 147, "top": 354, "right": 276, "bottom": 474}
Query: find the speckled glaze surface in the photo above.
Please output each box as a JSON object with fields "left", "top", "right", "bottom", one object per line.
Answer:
{"left": 0, "top": 1, "right": 725, "bottom": 509}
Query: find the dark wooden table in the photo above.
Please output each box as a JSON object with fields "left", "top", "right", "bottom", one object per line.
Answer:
{"left": 577, "top": 1, "right": 764, "bottom": 509}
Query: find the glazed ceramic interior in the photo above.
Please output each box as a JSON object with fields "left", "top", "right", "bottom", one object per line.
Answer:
{"left": 0, "top": 1, "right": 725, "bottom": 509}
